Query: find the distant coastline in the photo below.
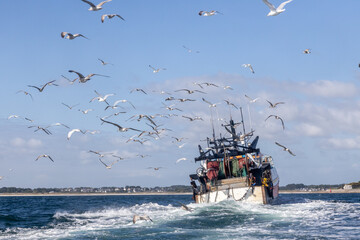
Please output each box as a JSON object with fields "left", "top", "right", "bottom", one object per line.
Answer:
{"left": 1, "top": 189, "right": 360, "bottom": 197}
{"left": 0, "top": 192, "right": 193, "bottom": 197}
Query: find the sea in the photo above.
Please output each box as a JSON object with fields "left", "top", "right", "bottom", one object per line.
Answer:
{"left": 0, "top": 193, "right": 359, "bottom": 240}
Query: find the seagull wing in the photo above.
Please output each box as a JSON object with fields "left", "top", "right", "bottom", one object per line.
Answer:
{"left": 127, "top": 101, "right": 136, "bottom": 109}
{"left": 288, "top": 149, "right": 296, "bottom": 156}
{"left": 100, "top": 118, "right": 123, "bottom": 131}
{"left": 149, "top": 65, "right": 156, "bottom": 70}
{"left": 69, "top": 70, "right": 85, "bottom": 79}
{"left": 176, "top": 158, "right": 187, "bottom": 163}
{"left": 278, "top": 117, "right": 285, "bottom": 130}
{"left": 101, "top": 14, "right": 107, "bottom": 23}
{"left": 97, "top": 0, "right": 112, "bottom": 8}
{"left": 262, "top": 0, "right": 276, "bottom": 11}
{"left": 275, "top": 142, "right": 286, "bottom": 150}
{"left": 99, "top": 158, "right": 109, "bottom": 168}
{"left": 115, "top": 14, "right": 125, "bottom": 21}
{"left": 202, "top": 98, "right": 212, "bottom": 105}
{"left": 265, "top": 115, "right": 274, "bottom": 121}
{"left": 67, "top": 129, "right": 81, "bottom": 140}
{"left": 81, "top": 0, "right": 96, "bottom": 8}
{"left": 47, "top": 155, "right": 54, "bottom": 162}
{"left": 277, "top": 0, "right": 293, "bottom": 11}
{"left": 194, "top": 90, "right": 206, "bottom": 94}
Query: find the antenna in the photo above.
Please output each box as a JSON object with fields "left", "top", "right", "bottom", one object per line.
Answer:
{"left": 247, "top": 104, "right": 253, "bottom": 131}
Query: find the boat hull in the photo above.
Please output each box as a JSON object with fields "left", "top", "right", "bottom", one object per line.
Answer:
{"left": 195, "top": 182, "right": 279, "bottom": 204}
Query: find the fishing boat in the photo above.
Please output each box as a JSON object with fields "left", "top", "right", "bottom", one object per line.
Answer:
{"left": 189, "top": 113, "right": 279, "bottom": 204}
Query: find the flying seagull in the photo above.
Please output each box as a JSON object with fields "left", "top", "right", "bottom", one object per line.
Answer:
{"left": 182, "top": 45, "right": 200, "bottom": 53}
{"left": 262, "top": 0, "right": 293, "bottom": 16}
{"left": 275, "top": 142, "right": 296, "bottom": 156}
{"left": 100, "top": 118, "right": 142, "bottom": 132}
{"left": 16, "top": 90, "right": 33, "bottom": 100}
{"left": 223, "top": 85, "right": 233, "bottom": 90}
{"left": 182, "top": 116, "right": 203, "bottom": 121}
{"left": 147, "top": 167, "right": 162, "bottom": 171}
{"left": 133, "top": 215, "right": 153, "bottom": 224}
{"left": 224, "top": 100, "right": 238, "bottom": 109}
{"left": 178, "top": 202, "right": 193, "bottom": 212}
{"left": 175, "top": 89, "right": 206, "bottom": 94}
{"left": 28, "top": 125, "right": 52, "bottom": 135}
{"left": 98, "top": 158, "right": 119, "bottom": 169}
{"left": 266, "top": 100, "right": 285, "bottom": 108}
{"left": 36, "top": 154, "right": 54, "bottom": 162}
{"left": 176, "top": 157, "right": 187, "bottom": 164}
{"left": 79, "top": 109, "right": 93, "bottom": 114}
{"left": 105, "top": 99, "right": 136, "bottom": 110}
{"left": 61, "top": 75, "right": 78, "bottom": 84}
{"left": 61, "top": 32, "right": 88, "bottom": 40}
{"left": 265, "top": 115, "right": 285, "bottom": 130}
{"left": 202, "top": 98, "right": 220, "bottom": 108}
{"left": 245, "top": 95, "right": 260, "bottom": 103}
{"left": 81, "top": 0, "right": 112, "bottom": 11}
{"left": 149, "top": 65, "right": 166, "bottom": 73}
{"left": 28, "top": 80, "right": 58, "bottom": 92}
{"left": 68, "top": 70, "right": 109, "bottom": 83}
{"left": 130, "top": 88, "right": 147, "bottom": 94}
{"left": 98, "top": 58, "right": 113, "bottom": 66}
{"left": 201, "top": 82, "right": 219, "bottom": 88}
{"left": 242, "top": 64, "right": 255, "bottom": 74}
{"left": 67, "top": 129, "right": 85, "bottom": 140}
{"left": 101, "top": 14, "right": 125, "bottom": 23}
{"left": 303, "top": 49, "right": 311, "bottom": 54}
{"left": 198, "top": 10, "right": 223, "bottom": 16}
{"left": 90, "top": 90, "right": 114, "bottom": 105}
{"left": 62, "top": 103, "right": 79, "bottom": 110}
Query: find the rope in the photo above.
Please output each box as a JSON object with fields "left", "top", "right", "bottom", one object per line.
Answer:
{"left": 232, "top": 186, "right": 252, "bottom": 201}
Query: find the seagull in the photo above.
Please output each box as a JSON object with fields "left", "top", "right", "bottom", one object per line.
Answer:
{"left": 112, "top": 155, "right": 125, "bottom": 160}
{"left": 90, "top": 90, "right": 114, "bottom": 105}
{"left": 265, "top": 115, "right": 285, "bottom": 130}
{"left": 242, "top": 64, "right": 255, "bottom": 74}
{"left": 303, "top": 49, "right": 311, "bottom": 54}
{"left": 147, "top": 167, "right": 162, "bottom": 171}
{"left": 79, "top": 109, "right": 93, "bottom": 114}
{"left": 83, "top": 130, "right": 100, "bottom": 135}
{"left": 198, "top": 10, "right": 223, "bottom": 16}
{"left": 88, "top": 150, "right": 110, "bottom": 158}
{"left": 149, "top": 65, "right": 166, "bottom": 73}
{"left": 152, "top": 90, "right": 171, "bottom": 95}
{"left": 81, "top": 0, "right": 112, "bottom": 11}
{"left": 175, "top": 89, "right": 206, "bottom": 94}
{"left": 262, "top": 0, "right": 293, "bottom": 16}
{"left": 178, "top": 202, "right": 193, "bottom": 212}
{"left": 98, "top": 58, "right": 113, "bottom": 66}
{"left": 275, "top": 142, "right": 296, "bottom": 156}
{"left": 127, "top": 114, "right": 157, "bottom": 126}
{"left": 133, "top": 215, "right": 153, "bottom": 224}
{"left": 202, "top": 98, "right": 220, "bottom": 108}
{"left": 100, "top": 118, "right": 142, "bottom": 132}
{"left": 0, "top": 176, "right": 3, "bottom": 180}
{"left": 99, "top": 158, "right": 119, "bottom": 169}
{"left": 8, "top": 115, "right": 21, "bottom": 120}
{"left": 224, "top": 100, "right": 238, "bottom": 109}
{"left": 61, "top": 32, "right": 88, "bottom": 40}
{"left": 16, "top": 90, "right": 33, "bottom": 100}
{"left": 172, "top": 137, "right": 186, "bottom": 142}
{"left": 28, "top": 80, "right": 58, "bottom": 92}
{"left": 101, "top": 14, "right": 125, "bottom": 23}
{"left": 165, "top": 97, "right": 175, "bottom": 101}
{"left": 245, "top": 95, "right": 260, "bottom": 103}
{"left": 182, "top": 116, "right": 203, "bottom": 121}
{"left": 182, "top": 45, "right": 200, "bottom": 53}
{"left": 137, "top": 154, "right": 150, "bottom": 158}
{"left": 266, "top": 100, "right": 285, "bottom": 108}
{"left": 201, "top": 82, "right": 219, "bottom": 88}
{"left": 62, "top": 103, "right": 79, "bottom": 110}
{"left": 28, "top": 125, "right": 52, "bottom": 135}
{"left": 68, "top": 70, "right": 109, "bottom": 83}
{"left": 162, "top": 103, "right": 183, "bottom": 112}
{"left": 105, "top": 99, "right": 136, "bottom": 110}
{"left": 177, "top": 98, "right": 196, "bottom": 102}
{"left": 130, "top": 88, "right": 147, "bottom": 94}
{"left": 61, "top": 75, "right": 78, "bottom": 84}
{"left": 49, "top": 122, "right": 70, "bottom": 129}
{"left": 36, "top": 154, "right": 54, "bottom": 162}
{"left": 176, "top": 157, "right": 187, "bottom": 164}
{"left": 67, "top": 129, "right": 85, "bottom": 140}
{"left": 178, "top": 143, "right": 187, "bottom": 149}
{"left": 223, "top": 85, "right": 233, "bottom": 90}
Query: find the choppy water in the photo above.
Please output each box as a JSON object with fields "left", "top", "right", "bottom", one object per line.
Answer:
{"left": 0, "top": 193, "right": 359, "bottom": 239}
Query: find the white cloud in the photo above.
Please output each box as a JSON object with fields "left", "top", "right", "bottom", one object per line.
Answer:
{"left": 299, "top": 80, "right": 358, "bottom": 98}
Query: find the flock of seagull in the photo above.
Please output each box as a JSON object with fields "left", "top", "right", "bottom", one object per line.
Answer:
{"left": 3, "top": 0, "right": 300, "bottom": 190}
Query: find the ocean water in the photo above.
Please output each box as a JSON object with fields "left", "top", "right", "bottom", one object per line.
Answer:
{"left": 0, "top": 193, "right": 359, "bottom": 240}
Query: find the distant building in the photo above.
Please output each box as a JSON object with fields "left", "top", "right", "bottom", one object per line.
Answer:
{"left": 343, "top": 184, "right": 352, "bottom": 190}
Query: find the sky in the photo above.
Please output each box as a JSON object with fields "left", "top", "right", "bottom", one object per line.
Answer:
{"left": 1, "top": 0, "right": 360, "bottom": 188}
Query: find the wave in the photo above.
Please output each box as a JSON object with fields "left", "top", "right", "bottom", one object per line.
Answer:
{"left": 0, "top": 197, "right": 359, "bottom": 239}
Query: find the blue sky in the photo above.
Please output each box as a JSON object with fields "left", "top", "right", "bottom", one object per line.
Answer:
{"left": 1, "top": 0, "right": 360, "bottom": 188}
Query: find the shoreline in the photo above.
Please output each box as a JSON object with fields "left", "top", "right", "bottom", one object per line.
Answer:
{"left": 1, "top": 189, "right": 360, "bottom": 197}
{"left": 0, "top": 192, "right": 193, "bottom": 197}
